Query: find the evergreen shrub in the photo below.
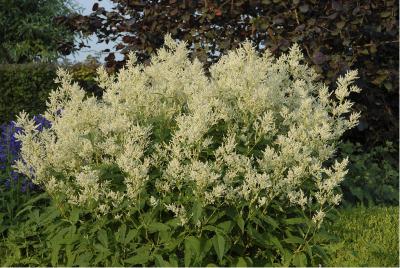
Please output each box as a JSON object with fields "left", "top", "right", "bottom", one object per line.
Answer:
{"left": 0, "top": 63, "right": 56, "bottom": 123}
{"left": 0, "top": 62, "right": 101, "bottom": 124}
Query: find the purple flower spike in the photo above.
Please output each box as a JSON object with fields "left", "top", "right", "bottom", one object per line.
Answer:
{"left": 1, "top": 114, "right": 50, "bottom": 193}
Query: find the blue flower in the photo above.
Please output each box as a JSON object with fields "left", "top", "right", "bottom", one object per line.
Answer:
{"left": 0, "top": 114, "right": 50, "bottom": 192}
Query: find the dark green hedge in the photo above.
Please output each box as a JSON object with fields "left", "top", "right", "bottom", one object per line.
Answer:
{"left": 0, "top": 63, "right": 56, "bottom": 123}
{"left": 0, "top": 62, "right": 101, "bottom": 124}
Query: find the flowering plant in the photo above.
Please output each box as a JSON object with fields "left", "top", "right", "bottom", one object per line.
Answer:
{"left": 14, "top": 36, "right": 360, "bottom": 266}
{"left": 0, "top": 115, "right": 50, "bottom": 192}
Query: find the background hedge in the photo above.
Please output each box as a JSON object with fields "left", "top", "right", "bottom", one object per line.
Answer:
{"left": 0, "top": 61, "right": 101, "bottom": 124}
{"left": 0, "top": 63, "right": 56, "bottom": 123}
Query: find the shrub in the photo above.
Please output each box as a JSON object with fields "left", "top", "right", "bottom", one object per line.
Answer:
{"left": 0, "top": 62, "right": 102, "bottom": 124}
{"left": 0, "top": 63, "right": 57, "bottom": 124}
{"left": 326, "top": 206, "right": 399, "bottom": 267}
{"left": 13, "top": 36, "right": 360, "bottom": 266}
{"left": 338, "top": 141, "right": 399, "bottom": 206}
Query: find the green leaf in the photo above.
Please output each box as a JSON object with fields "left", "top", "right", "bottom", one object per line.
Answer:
{"left": 50, "top": 226, "right": 69, "bottom": 245}
{"left": 148, "top": 222, "right": 170, "bottom": 233}
{"left": 246, "top": 225, "right": 267, "bottom": 247}
{"left": 69, "top": 208, "right": 80, "bottom": 224}
{"left": 93, "top": 243, "right": 110, "bottom": 254}
{"left": 166, "top": 217, "right": 181, "bottom": 228}
{"left": 164, "top": 237, "right": 181, "bottom": 251}
{"left": 51, "top": 244, "right": 61, "bottom": 266}
{"left": 313, "top": 231, "right": 336, "bottom": 243}
{"left": 284, "top": 235, "right": 304, "bottom": 244}
{"left": 154, "top": 254, "right": 170, "bottom": 267}
{"left": 22, "top": 192, "right": 49, "bottom": 206}
{"left": 65, "top": 244, "right": 76, "bottom": 266}
{"left": 260, "top": 214, "right": 279, "bottom": 229}
{"left": 125, "top": 245, "right": 152, "bottom": 265}
{"left": 217, "top": 220, "right": 235, "bottom": 234}
{"left": 64, "top": 226, "right": 79, "bottom": 245}
{"left": 304, "top": 244, "right": 313, "bottom": 260}
{"left": 168, "top": 254, "right": 179, "bottom": 267}
{"left": 115, "top": 224, "right": 127, "bottom": 244}
{"left": 15, "top": 205, "right": 33, "bottom": 218}
{"left": 125, "top": 228, "right": 138, "bottom": 244}
{"left": 202, "top": 225, "right": 218, "bottom": 232}
{"left": 269, "top": 235, "right": 284, "bottom": 254}
{"left": 212, "top": 233, "right": 226, "bottom": 263}
{"left": 282, "top": 249, "right": 293, "bottom": 266}
{"left": 184, "top": 236, "right": 201, "bottom": 266}
{"left": 236, "top": 215, "right": 245, "bottom": 233}
{"left": 192, "top": 201, "right": 203, "bottom": 223}
{"left": 97, "top": 229, "right": 108, "bottom": 248}
{"left": 202, "top": 238, "right": 213, "bottom": 255}
{"left": 235, "top": 257, "right": 248, "bottom": 267}
{"left": 124, "top": 254, "right": 150, "bottom": 265}
{"left": 93, "top": 252, "right": 108, "bottom": 265}
{"left": 207, "top": 210, "right": 226, "bottom": 224}
{"left": 313, "top": 245, "right": 329, "bottom": 262}
{"left": 292, "top": 252, "right": 307, "bottom": 267}
{"left": 74, "top": 252, "right": 92, "bottom": 266}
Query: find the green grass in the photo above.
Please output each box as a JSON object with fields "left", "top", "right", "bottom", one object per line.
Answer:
{"left": 326, "top": 206, "right": 399, "bottom": 267}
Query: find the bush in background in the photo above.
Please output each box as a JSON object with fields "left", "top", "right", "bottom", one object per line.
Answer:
{"left": 0, "top": 63, "right": 56, "bottom": 123}
{"left": 0, "top": 61, "right": 102, "bottom": 124}
{"left": 338, "top": 141, "right": 399, "bottom": 206}
{"left": 0, "top": 0, "right": 78, "bottom": 64}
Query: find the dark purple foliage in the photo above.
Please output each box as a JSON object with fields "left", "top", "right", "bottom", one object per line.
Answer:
{"left": 0, "top": 115, "right": 51, "bottom": 192}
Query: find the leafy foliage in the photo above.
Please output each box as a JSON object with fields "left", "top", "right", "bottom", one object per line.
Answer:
{"left": 0, "top": 0, "right": 78, "bottom": 63}
{"left": 2, "top": 198, "right": 397, "bottom": 266}
{"left": 0, "top": 195, "right": 334, "bottom": 266}
{"left": 13, "top": 37, "right": 360, "bottom": 266}
{"left": 325, "top": 206, "right": 399, "bottom": 267}
{"left": 59, "top": 0, "right": 399, "bottom": 147}
{"left": 0, "top": 62, "right": 102, "bottom": 124}
{"left": 338, "top": 141, "right": 399, "bottom": 206}
{"left": 0, "top": 63, "right": 56, "bottom": 123}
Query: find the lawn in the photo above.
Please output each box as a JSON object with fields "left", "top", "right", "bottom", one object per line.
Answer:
{"left": 327, "top": 206, "right": 399, "bottom": 267}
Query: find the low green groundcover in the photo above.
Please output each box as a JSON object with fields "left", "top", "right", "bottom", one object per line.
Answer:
{"left": 326, "top": 206, "right": 399, "bottom": 267}
{"left": 1, "top": 194, "right": 397, "bottom": 267}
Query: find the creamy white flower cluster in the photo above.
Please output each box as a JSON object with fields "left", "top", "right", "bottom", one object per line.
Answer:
{"left": 14, "top": 35, "right": 360, "bottom": 227}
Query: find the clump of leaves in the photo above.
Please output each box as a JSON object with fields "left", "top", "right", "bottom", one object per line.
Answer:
{"left": 338, "top": 141, "right": 399, "bottom": 206}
